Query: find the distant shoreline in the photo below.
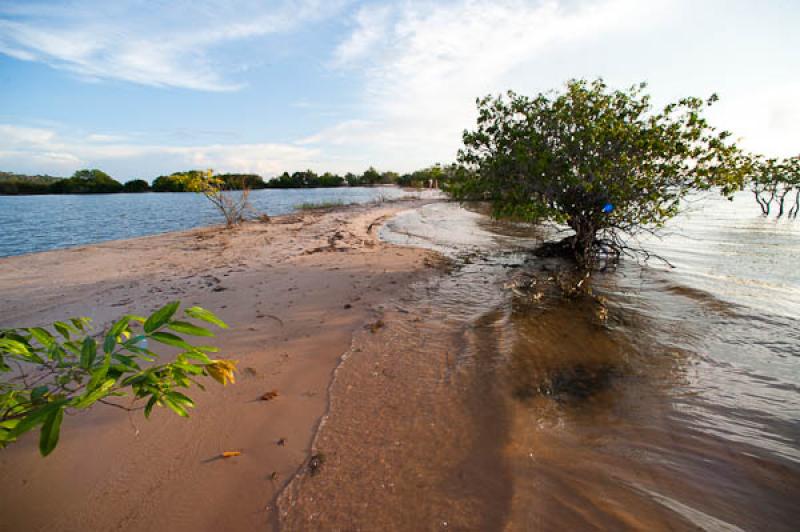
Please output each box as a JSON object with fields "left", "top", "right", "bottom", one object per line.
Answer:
{"left": 0, "top": 189, "right": 432, "bottom": 258}
{"left": 0, "top": 182, "right": 409, "bottom": 196}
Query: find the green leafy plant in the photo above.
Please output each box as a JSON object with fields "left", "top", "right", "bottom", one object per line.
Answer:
{"left": 455, "top": 78, "right": 749, "bottom": 268}
{"left": 0, "top": 302, "right": 237, "bottom": 456}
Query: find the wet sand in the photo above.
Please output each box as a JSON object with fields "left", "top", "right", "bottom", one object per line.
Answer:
{"left": 2, "top": 198, "right": 798, "bottom": 531}
{"left": 278, "top": 202, "right": 799, "bottom": 531}
{"left": 0, "top": 200, "right": 440, "bottom": 531}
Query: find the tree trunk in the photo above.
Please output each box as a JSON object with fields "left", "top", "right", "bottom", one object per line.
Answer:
{"left": 789, "top": 189, "right": 800, "bottom": 219}
{"left": 568, "top": 217, "right": 596, "bottom": 269}
{"left": 777, "top": 188, "right": 791, "bottom": 218}
{"left": 754, "top": 190, "right": 769, "bottom": 215}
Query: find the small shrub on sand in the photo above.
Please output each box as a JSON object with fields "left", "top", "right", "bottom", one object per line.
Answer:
{"left": 189, "top": 169, "right": 252, "bottom": 227}
{"left": 0, "top": 302, "right": 236, "bottom": 456}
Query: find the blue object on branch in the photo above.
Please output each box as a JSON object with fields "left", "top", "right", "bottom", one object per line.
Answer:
{"left": 602, "top": 203, "right": 614, "bottom": 213}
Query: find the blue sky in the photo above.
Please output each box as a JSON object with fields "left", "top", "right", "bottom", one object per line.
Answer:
{"left": 0, "top": 0, "right": 798, "bottom": 180}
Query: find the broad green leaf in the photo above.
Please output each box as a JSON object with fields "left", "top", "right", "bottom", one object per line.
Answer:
{"left": 10, "top": 400, "right": 66, "bottom": 439}
{"left": 144, "top": 395, "right": 158, "bottom": 418}
{"left": 53, "top": 321, "right": 73, "bottom": 339}
{"left": 0, "top": 419, "right": 20, "bottom": 430}
{"left": 0, "top": 338, "right": 30, "bottom": 356}
{"left": 62, "top": 340, "right": 81, "bottom": 357}
{"left": 162, "top": 395, "right": 189, "bottom": 417}
{"left": 28, "top": 327, "right": 55, "bottom": 348}
{"left": 193, "top": 345, "right": 219, "bottom": 353}
{"left": 31, "top": 385, "right": 48, "bottom": 402}
{"left": 70, "top": 318, "right": 88, "bottom": 332}
{"left": 39, "top": 406, "right": 64, "bottom": 456}
{"left": 111, "top": 354, "right": 140, "bottom": 371}
{"left": 80, "top": 337, "right": 97, "bottom": 369}
{"left": 166, "top": 391, "right": 194, "bottom": 408}
{"left": 182, "top": 351, "right": 212, "bottom": 364}
{"left": 103, "top": 332, "right": 117, "bottom": 355}
{"left": 168, "top": 321, "right": 214, "bottom": 337}
{"left": 104, "top": 317, "right": 131, "bottom": 354}
{"left": 144, "top": 302, "right": 180, "bottom": 333}
{"left": 150, "top": 332, "right": 193, "bottom": 350}
{"left": 184, "top": 306, "right": 227, "bottom": 329}
{"left": 173, "top": 361, "right": 204, "bottom": 375}
{"left": 73, "top": 378, "right": 116, "bottom": 409}
{"left": 87, "top": 354, "right": 111, "bottom": 391}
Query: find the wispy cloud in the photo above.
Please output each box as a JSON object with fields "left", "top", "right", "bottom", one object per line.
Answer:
{"left": 0, "top": 0, "right": 344, "bottom": 91}
{"left": 316, "top": 0, "right": 670, "bottom": 168}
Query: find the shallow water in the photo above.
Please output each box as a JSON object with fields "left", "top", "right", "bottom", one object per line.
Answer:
{"left": 0, "top": 186, "right": 415, "bottom": 257}
{"left": 280, "top": 193, "right": 799, "bottom": 530}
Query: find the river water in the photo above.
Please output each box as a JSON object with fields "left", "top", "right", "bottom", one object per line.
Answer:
{"left": 279, "top": 192, "right": 799, "bottom": 530}
{"left": 0, "top": 187, "right": 412, "bottom": 257}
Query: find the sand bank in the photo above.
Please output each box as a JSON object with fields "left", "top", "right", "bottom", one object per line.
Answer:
{"left": 0, "top": 200, "right": 441, "bottom": 531}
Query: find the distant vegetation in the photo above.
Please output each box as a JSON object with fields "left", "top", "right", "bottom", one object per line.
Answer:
{"left": 0, "top": 169, "right": 151, "bottom": 195}
{"left": 1, "top": 166, "right": 451, "bottom": 196}
{"left": 48, "top": 169, "right": 124, "bottom": 194}
{"left": 0, "top": 172, "right": 62, "bottom": 195}
{"left": 122, "top": 179, "right": 150, "bottom": 193}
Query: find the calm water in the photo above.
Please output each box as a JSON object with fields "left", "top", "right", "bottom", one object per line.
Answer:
{"left": 0, "top": 187, "right": 411, "bottom": 257}
{"left": 281, "top": 192, "right": 799, "bottom": 530}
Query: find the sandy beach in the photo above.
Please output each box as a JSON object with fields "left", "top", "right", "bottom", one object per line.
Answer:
{"left": 0, "top": 200, "right": 441, "bottom": 531}
{"left": 2, "top": 197, "right": 799, "bottom": 532}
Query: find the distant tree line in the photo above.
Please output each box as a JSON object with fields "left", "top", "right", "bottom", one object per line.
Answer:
{"left": 0, "top": 172, "right": 62, "bottom": 195}
{"left": 0, "top": 166, "right": 457, "bottom": 195}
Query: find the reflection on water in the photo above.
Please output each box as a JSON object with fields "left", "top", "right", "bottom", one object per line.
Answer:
{"left": 0, "top": 186, "right": 417, "bottom": 257}
{"left": 280, "top": 196, "right": 799, "bottom": 530}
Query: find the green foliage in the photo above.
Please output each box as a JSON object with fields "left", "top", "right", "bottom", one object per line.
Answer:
{"left": 297, "top": 200, "right": 351, "bottom": 210}
{"left": 1, "top": 166, "right": 455, "bottom": 195}
{"left": 0, "top": 302, "right": 237, "bottom": 456}
{"left": 396, "top": 164, "right": 466, "bottom": 188}
{"left": 122, "top": 179, "right": 151, "bottom": 193}
{"left": 749, "top": 155, "right": 800, "bottom": 218}
{"left": 151, "top": 170, "right": 206, "bottom": 192}
{"left": 48, "top": 169, "right": 124, "bottom": 194}
{"left": 361, "top": 167, "right": 382, "bottom": 185}
{"left": 0, "top": 172, "right": 63, "bottom": 195}
{"left": 217, "top": 173, "right": 266, "bottom": 190}
{"left": 455, "top": 78, "right": 748, "bottom": 267}
{"left": 265, "top": 169, "right": 344, "bottom": 188}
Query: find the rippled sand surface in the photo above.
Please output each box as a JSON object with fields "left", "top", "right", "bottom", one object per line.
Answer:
{"left": 279, "top": 195, "right": 800, "bottom": 531}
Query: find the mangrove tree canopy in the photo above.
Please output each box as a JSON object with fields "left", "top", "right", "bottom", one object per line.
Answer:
{"left": 455, "top": 79, "right": 747, "bottom": 268}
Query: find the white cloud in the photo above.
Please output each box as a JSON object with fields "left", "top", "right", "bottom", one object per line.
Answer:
{"left": 709, "top": 82, "right": 800, "bottom": 158}
{"left": 331, "top": 5, "right": 393, "bottom": 68}
{"left": 0, "top": 124, "right": 322, "bottom": 179}
{"left": 315, "top": 0, "right": 800, "bottom": 168}
{"left": 0, "top": 124, "right": 56, "bottom": 146}
{"left": 318, "top": 0, "right": 670, "bottom": 169}
{"left": 0, "top": 0, "right": 345, "bottom": 91}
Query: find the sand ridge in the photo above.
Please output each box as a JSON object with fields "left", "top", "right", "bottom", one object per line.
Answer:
{"left": 0, "top": 199, "right": 442, "bottom": 532}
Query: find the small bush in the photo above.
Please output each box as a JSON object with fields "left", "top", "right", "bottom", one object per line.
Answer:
{"left": 0, "top": 302, "right": 236, "bottom": 456}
